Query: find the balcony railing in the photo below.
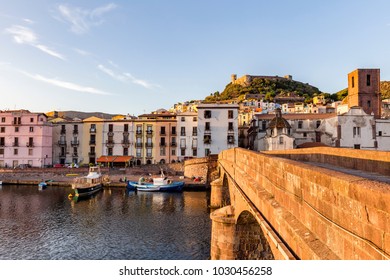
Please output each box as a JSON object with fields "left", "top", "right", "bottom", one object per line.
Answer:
{"left": 122, "top": 140, "right": 130, "bottom": 148}
{"left": 90, "top": 128, "right": 96, "bottom": 133}
{"left": 26, "top": 142, "right": 34, "bottom": 147}
{"left": 146, "top": 143, "right": 153, "bottom": 148}
{"left": 89, "top": 140, "right": 96, "bottom": 145}
{"left": 60, "top": 129, "right": 66, "bottom": 134}
{"left": 59, "top": 153, "right": 66, "bottom": 157}
{"left": 88, "top": 152, "right": 96, "bottom": 157}
{"left": 73, "top": 129, "right": 79, "bottom": 135}
{"left": 160, "top": 142, "right": 166, "bottom": 147}
{"left": 146, "top": 130, "right": 153, "bottom": 135}
{"left": 12, "top": 142, "right": 19, "bottom": 147}
{"left": 106, "top": 140, "right": 115, "bottom": 147}
{"left": 71, "top": 140, "right": 79, "bottom": 146}
{"left": 12, "top": 121, "right": 22, "bottom": 125}
{"left": 58, "top": 140, "right": 67, "bottom": 146}
{"left": 135, "top": 143, "right": 143, "bottom": 148}
{"left": 107, "top": 131, "right": 114, "bottom": 137}
{"left": 171, "top": 142, "right": 177, "bottom": 147}
{"left": 136, "top": 130, "right": 142, "bottom": 135}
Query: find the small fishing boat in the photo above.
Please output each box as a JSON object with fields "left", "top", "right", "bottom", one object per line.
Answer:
{"left": 38, "top": 181, "right": 47, "bottom": 190}
{"left": 71, "top": 166, "right": 108, "bottom": 198}
{"left": 126, "top": 170, "right": 184, "bottom": 192}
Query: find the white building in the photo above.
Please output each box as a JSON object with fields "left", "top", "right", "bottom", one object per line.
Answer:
{"left": 197, "top": 104, "right": 239, "bottom": 157}
{"left": 177, "top": 111, "right": 198, "bottom": 161}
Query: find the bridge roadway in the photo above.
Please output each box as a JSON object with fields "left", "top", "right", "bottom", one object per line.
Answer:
{"left": 297, "top": 161, "right": 390, "bottom": 184}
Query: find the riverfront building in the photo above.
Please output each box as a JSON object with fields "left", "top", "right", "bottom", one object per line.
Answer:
{"left": 0, "top": 110, "right": 52, "bottom": 168}
{"left": 197, "top": 104, "right": 239, "bottom": 157}
{"left": 177, "top": 111, "right": 198, "bottom": 161}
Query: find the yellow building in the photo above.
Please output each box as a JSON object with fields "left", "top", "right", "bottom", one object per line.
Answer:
{"left": 81, "top": 116, "right": 104, "bottom": 165}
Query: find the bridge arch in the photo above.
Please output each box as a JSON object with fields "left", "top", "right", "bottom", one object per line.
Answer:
{"left": 234, "top": 210, "right": 275, "bottom": 260}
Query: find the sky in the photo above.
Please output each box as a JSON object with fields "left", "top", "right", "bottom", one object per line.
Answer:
{"left": 1, "top": 0, "right": 390, "bottom": 116}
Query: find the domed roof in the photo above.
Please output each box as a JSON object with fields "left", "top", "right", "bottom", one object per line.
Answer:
{"left": 268, "top": 108, "right": 291, "bottom": 129}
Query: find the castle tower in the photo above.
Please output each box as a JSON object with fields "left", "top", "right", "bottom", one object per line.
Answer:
{"left": 347, "top": 69, "right": 381, "bottom": 118}
{"left": 231, "top": 74, "right": 237, "bottom": 84}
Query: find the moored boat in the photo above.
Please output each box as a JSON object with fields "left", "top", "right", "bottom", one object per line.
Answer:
{"left": 126, "top": 170, "right": 184, "bottom": 192}
{"left": 38, "top": 181, "right": 47, "bottom": 190}
{"left": 72, "top": 166, "right": 108, "bottom": 197}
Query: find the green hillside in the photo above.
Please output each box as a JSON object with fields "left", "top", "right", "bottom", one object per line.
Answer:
{"left": 331, "top": 81, "right": 390, "bottom": 101}
{"left": 204, "top": 77, "right": 322, "bottom": 103}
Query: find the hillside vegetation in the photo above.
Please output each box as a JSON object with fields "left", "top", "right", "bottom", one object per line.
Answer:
{"left": 204, "top": 78, "right": 390, "bottom": 104}
{"left": 204, "top": 77, "right": 322, "bottom": 103}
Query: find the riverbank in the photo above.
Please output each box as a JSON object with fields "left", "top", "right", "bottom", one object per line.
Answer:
{"left": 0, "top": 165, "right": 208, "bottom": 190}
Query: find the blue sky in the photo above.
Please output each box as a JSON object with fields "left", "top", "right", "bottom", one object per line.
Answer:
{"left": 1, "top": 0, "right": 390, "bottom": 116}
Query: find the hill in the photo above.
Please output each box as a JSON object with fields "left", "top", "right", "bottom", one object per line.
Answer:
{"left": 204, "top": 77, "right": 322, "bottom": 103}
{"left": 46, "top": 110, "right": 117, "bottom": 120}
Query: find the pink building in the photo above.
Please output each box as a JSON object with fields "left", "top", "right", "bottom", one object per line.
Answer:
{"left": 0, "top": 110, "right": 52, "bottom": 168}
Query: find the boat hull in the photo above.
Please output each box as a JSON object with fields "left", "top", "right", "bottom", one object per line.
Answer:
{"left": 127, "top": 181, "right": 184, "bottom": 192}
{"left": 74, "top": 184, "right": 103, "bottom": 197}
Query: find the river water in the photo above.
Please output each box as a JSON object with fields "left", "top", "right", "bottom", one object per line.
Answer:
{"left": 0, "top": 185, "right": 211, "bottom": 260}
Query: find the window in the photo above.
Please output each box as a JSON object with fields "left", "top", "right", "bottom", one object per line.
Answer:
{"left": 108, "top": 148, "right": 113, "bottom": 156}
{"left": 193, "top": 117, "right": 197, "bottom": 122}
{"left": 160, "top": 147, "right": 166, "bottom": 156}
{"left": 261, "top": 121, "right": 267, "bottom": 131}
{"left": 279, "top": 137, "right": 284, "bottom": 144}
{"left": 227, "top": 135, "right": 234, "bottom": 144}
{"left": 172, "top": 127, "right": 176, "bottom": 135}
{"left": 367, "top": 74, "right": 371, "bottom": 86}
{"left": 192, "top": 149, "right": 197, "bottom": 157}
{"left": 14, "top": 137, "right": 19, "bottom": 146}
{"left": 298, "top": 121, "right": 303, "bottom": 129}
{"left": 0, "top": 137, "right": 4, "bottom": 146}
{"left": 303, "top": 132, "right": 307, "bottom": 137}
{"left": 379, "top": 131, "right": 383, "bottom": 136}
{"left": 171, "top": 149, "right": 176, "bottom": 156}
{"left": 354, "top": 144, "right": 361, "bottom": 149}
{"left": 136, "top": 149, "right": 142, "bottom": 157}
{"left": 108, "top": 124, "right": 113, "bottom": 132}
{"left": 124, "top": 124, "right": 129, "bottom": 132}
{"left": 181, "top": 117, "right": 185, "bottom": 122}
{"left": 30, "top": 118, "right": 34, "bottom": 122}
{"left": 316, "top": 120, "right": 321, "bottom": 128}
{"left": 90, "top": 124, "right": 96, "bottom": 133}
{"left": 180, "top": 139, "right": 186, "bottom": 148}
{"left": 204, "top": 135, "right": 211, "bottom": 144}
{"left": 205, "top": 148, "right": 211, "bottom": 156}
{"left": 192, "top": 127, "right": 197, "bottom": 136}
{"left": 228, "top": 110, "right": 233, "bottom": 119}
{"left": 160, "top": 137, "right": 166, "bottom": 146}
{"left": 367, "top": 100, "right": 371, "bottom": 108}
{"left": 0, "top": 148, "right": 4, "bottom": 155}
{"left": 28, "top": 149, "right": 33, "bottom": 156}
{"left": 14, "top": 148, "right": 18, "bottom": 155}
{"left": 15, "top": 127, "right": 19, "bottom": 132}
{"left": 123, "top": 148, "right": 128, "bottom": 156}
{"left": 353, "top": 127, "right": 361, "bottom": 137}
{"left": 160, "top": 126, "right": 166, "bottom": 135}
{"left": 204, "top": 110, "right": 211, "bottom": 119}
{"left": 180, "top": 127, "right": 186, "bottom": 136}
{"left": 29, "top": 127, "right": 34, "bottom": 132}
{"left": 1, "top": 117, "right": 5, "bottom": 123}
{"left": 352, "top": 76, "right": 355, "bottom": 88}
{"left": 205, "top": 122, "right": 210, "bottom": 131}
{"left": 228, "top": 122, "right": 233, "bottom": 131}
{"left": 181, "top": 148, "right": 185, "bottom": 156}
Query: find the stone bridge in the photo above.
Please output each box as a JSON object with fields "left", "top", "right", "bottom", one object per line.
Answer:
{"left": 209, "top": 147, "right": 390, "bottom": 260}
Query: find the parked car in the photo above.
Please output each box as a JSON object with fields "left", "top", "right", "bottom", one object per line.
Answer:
{"left": 53, "top": 164, "right": 63, "bottom": 168}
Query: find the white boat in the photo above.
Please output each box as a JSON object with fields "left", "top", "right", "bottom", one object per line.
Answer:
{"left": 38, "top": 181, "right": 47, "bottom": 190}
{"left": 127, "top": 170, "right": 184, "bottom": 192}
{"left": 72, "top": 166, "right": 108, "bottom": 197}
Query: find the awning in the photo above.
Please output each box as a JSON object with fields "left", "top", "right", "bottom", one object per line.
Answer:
{"left": 96, "top": 156, "right": 133, "bottom": 163}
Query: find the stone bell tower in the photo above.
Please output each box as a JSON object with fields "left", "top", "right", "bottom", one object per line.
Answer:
{"left": 347, "top": 69, "right": 381, "bottom": 118}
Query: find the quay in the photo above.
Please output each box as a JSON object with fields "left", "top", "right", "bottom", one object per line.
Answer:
{"left": 0, "top": 166, "right": 208, "bottom": 191}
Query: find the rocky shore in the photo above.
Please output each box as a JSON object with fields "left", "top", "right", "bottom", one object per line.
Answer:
{"left": 0, "top": 164, "right": 207, "bottom": 190}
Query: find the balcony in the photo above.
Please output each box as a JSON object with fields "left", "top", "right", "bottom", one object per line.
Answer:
{"left": 146, "top": 130, "right": 153, "bottom": 135}
{"left": 136, "top": 130, "right": 142, "bottom": 135}
{"left": 107, "top": 131, "right": 114, "bottom": 137}
{"left": 0, "top": 143, "right": 5, "bottom": 147}
{"left": 58, "top": 140, "right": 67, "bottom": 146}
{"left": 12, "top": 142, "right": 19, "bottom": 147}
{"left": 106, "top": 140, "right": 115, "bottom": 148}
{"left": 204, "top": 129, "right": 211, "bottom": 135}
{"left": 60, "top": 129, "right": 66, "bottom": 135}
{"left": 135, "top": 143, "right": 143, "bottom": 148}
{"left": 12, "top": 121, "right": 22, "bottom": 126}
{"left": 71, "top": 140, "right": 79, "bottom": 146}
{"left": 72, "top": 153, "right": 78, "bottom": 157}
{"left": 159, "top": 142, "right": 166, "bottom": 147}
{"left": 59, "top": 153, "right": 66, "bottom": 158}
{"left": 90, "top": 128, "right": 96, "bottom": 133}
{"left": 73, "top": 129, "right": 79, "bottom": 135}
{"left": 26, "top": 142, "right": 34, "bottom": 147}
{"left": 89, "top": 140, "right": 96, "bottom": 145}
{"left": 123, "top": 131, "right": 129, "bottom": 137}
{"left": 146, "top": 143, "right": 153, "bottom": 148}
{"left": 122, "top": 140, "right": 131, "bottom": 148}
{"left": 88, "top": 152, "right": 96, "bottom": 157}
{"left": 160, "top": 131, "right": 166, "bottom": 136}
{"left": 180, "top": 144, "right": 186, "bottom": 149}
{"left": 171, "top": 142, "right": 177, "bottom": 147}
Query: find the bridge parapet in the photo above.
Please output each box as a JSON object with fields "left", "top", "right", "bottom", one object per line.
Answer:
{"left": 211, "top": 147, "right": 390, "bottom": 260}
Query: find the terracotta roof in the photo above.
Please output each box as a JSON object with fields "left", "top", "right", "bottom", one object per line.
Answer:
{"left": 254, "top": 113, "right": 336, "bottom": 120}
{"left": 96, "top": 156, "right": 133, "bottom": 163}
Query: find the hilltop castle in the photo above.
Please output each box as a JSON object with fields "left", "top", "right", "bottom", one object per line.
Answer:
{"left": 231, "top": 74, "right": 293, "bottom": 86}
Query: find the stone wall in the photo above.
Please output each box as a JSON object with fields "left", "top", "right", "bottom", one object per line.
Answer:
{"left": 218, "top": 147, "right": 390, "bottom": 259}
{"left": 183, "top": 155, "right": 218, "bottom": 184}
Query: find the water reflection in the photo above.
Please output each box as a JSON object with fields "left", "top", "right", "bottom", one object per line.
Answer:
{"left": 0, "top": 185, "right": 211, "bottom": 260}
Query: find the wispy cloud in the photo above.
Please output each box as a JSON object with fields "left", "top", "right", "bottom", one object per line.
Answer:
{"left": 56, "top": 3, "right": 117, "bottom": 34}
{"left": 98, "top": 64, "right": 160, "bottom": 89}
{"left": 5, "top": 25, "right": 65, "bottom": 60}
{"left": 73, "top": 48, "right": 92, "bottom": 56}
{"left": 21, "top": 71, "right": 112, "bottom": 95}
